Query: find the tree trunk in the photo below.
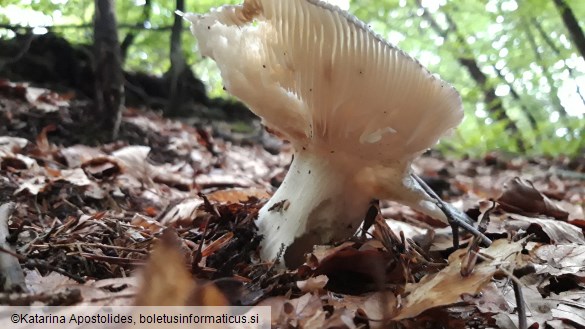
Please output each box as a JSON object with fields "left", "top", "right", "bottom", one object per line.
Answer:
{"left": 552, "top": 0, "right": 585, "bottom": 60}
{"left": 166, "top": 0, "right": 188, "bottom": 117}
{"left": 94, "top": 0, "right": 124, "bottom": 140}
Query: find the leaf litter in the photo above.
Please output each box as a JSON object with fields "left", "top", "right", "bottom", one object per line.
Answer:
{"left": 0, "top": 82, "right": 584, "bottom": 328}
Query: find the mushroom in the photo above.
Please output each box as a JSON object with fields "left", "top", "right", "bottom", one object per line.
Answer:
{"left": 184, "top": 0, "right": 463, "bottom": 268}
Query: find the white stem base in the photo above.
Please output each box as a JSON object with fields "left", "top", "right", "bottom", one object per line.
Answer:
{"left": 256, "top": 150, "right": 371, "bottom": 268}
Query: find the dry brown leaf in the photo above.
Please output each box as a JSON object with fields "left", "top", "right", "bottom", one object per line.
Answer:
{"left": 14, "top": 175, "right": 48, "bottom": 195}
{"left": 0, "top": 136, "right": 29, "bottom": 153}
{"left": 134, "top": 229, "right": 196, "bottom": 306}
{"left": 130, "top": 214, "right": 164, "bottom": 235}
{"left": 81, "top": 157, "right": 121, "bottom": 178}
{"left": 461, "top": 282, "right": 511, "bottom": 314}
{"left": 508, "top": 214, "right": 585, "bottom": 244}
{"left": 59, "top": 145, "right": 106, "bottom": 168}
{"left": 134, "top": 229, "right": 229, "bottom": 306}
{"left": 393, "top": 239, "right": 523, "bottom": 320}
{"left": 160, "top": 197, "right": 205, "bottom": 225}
{"left": 533, "top": 244, "right": 585, "bottom": 276}
{"left": 498, "top": 177, "right": 569, "bottom": 220}
{"left": 207, "top": 188, "right": 270, "bottom": 203}
{"left": 25, "top": 270, "right": 78, "bottom": 294}
{"left": 296, "top": 275, "right": 328, "bottom": 293}
{"left": 502, "top": 283, "right": 558, "bottom": 328}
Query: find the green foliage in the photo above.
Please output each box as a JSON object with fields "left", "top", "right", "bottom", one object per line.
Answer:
{"left": 0, "top": 0, "right": 583, "bottom": 157}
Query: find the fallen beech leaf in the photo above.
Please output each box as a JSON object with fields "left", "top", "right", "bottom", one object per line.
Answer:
{"left": 130, "top": 214, "right": 164, "bottom": 235}
{"left": 57, "top": 168, "right": 92, "bottom": 186}
{"left": 507, "top": 214, "right": 585, "bottom": 244}
{"left": 0, "top": 136, "right": 29, "bottom": 153}
{"left": 206, "top": 188, "right": 270, "bottom": 203}
{"left": 59, "top": 145, "right": 106, "bottom": 168}
{"left": 552, "top": 303, "right": 585, "bottom": 328}
{"left": 461, "top": 282, "right": 511, "bottom": 314}
{"left": 111, "top": 145, "right": 154, "bottom": 180}
{"left": 393, "top": 239, "right": 523, "bottom": 320}
{"left": 160, "top": 197, "right": 205, "bottom": 224}
{"left": 82, "top": 157, "right": 121, "bottom": 179}
{"left": 0, "top": 154, "right": 36, "bottom": 170}
{"left": 498, "top": 177, "right": 569, "bottom": 220}
{"left": 502, "top": 283, "right": 558, "bottom": 328}
{"left": 296, "top": 275, "right": 328, "bottom": 293}
{"left": 533, "top": 244, "right": 585, "bottom": 276}
{"left": 25, "top": 270, "right": 77, "bottom": 294}
{"left": 14, "top": 176, "right": 48, "bottom": 195}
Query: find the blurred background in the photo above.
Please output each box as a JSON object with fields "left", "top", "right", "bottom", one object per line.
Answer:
{"left": 0, "top": 0, "right": 584, "bottom": 157}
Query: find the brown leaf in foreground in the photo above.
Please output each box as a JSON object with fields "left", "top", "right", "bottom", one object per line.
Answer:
{"left": 134, "top": 228, "right": 228, "bottom": 306}
{"left": 498, "top": 177, "right": 569, "bottom": 220}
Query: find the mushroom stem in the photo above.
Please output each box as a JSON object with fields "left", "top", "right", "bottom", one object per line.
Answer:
{"left": 257, "top": 149, "right": 371, "bottom": 268}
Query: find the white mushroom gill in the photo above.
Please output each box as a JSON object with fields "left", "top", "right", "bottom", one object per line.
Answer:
{"left": 185, "top": 0, "right": 464, "bottom": 268}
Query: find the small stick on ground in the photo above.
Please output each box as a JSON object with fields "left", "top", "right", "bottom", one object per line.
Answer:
{"left": 513, "top": 279, "right": 527, "bottom": 329}
{"left": 412, "top": 174, "right": 492, "bottom": 247}
{"left": 0, "top": 202, "right": 27, "bottom": 292}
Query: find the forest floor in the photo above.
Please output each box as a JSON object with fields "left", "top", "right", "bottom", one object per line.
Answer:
{"left": 0, "top": 80, "right": 584, "bottom": 328}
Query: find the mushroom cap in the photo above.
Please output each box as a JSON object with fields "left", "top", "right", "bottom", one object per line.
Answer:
{"left": 186, "top": 0, "right": 463, "bottom": 163}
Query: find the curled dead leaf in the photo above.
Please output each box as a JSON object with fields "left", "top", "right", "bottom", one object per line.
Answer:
{"left": 498, "top": 177, "right": 569, "bottom": 220}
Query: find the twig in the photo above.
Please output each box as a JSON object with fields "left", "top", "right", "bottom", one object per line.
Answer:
{"left": 412, "top": 174, "right": 492, "bottom": 247}
{"left": 513, "top": 279, "right": 527, "bottom": 329}
{"left": 0, "top": 289, "right": 82, "bottom": 306}
{"left": 23, "top": 259, "right": 86, "bottom": 284}
{"left": 31, "top": 242, "right": 147, "bottom": 253}
{"left": 0, "top": 242, "right": 87, "bottom": 284}
{"left": 79, "top": 253, "right": 146, "bottom": 266}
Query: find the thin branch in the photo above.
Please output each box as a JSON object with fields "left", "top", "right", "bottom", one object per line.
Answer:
{"left": 513, "top": 279, "right": 527, "bottom": 329}
{"left": 412, "top": 174, "right": 492, "bottom": 247}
